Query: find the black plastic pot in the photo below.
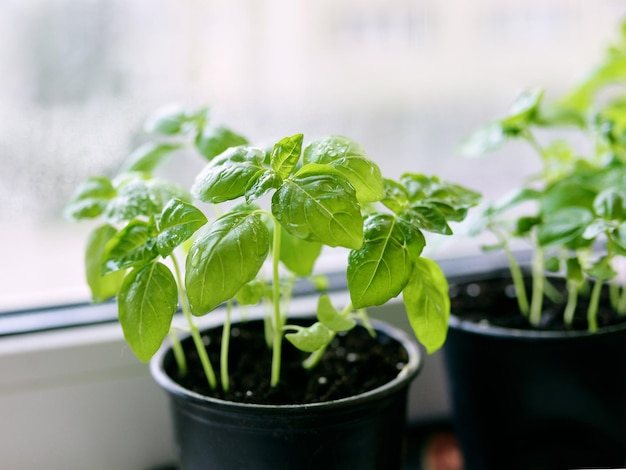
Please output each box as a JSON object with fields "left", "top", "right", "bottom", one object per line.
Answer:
{"left": 151, "top": 318, "right": 421, "bottom": 470}
{"left": 444, "top": 278, "right": 626, "bottom": 470}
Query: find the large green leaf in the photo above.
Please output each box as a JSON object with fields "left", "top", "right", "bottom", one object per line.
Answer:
{"left": 191, "top": 146, "right": 268, "bottom": 203}
{"left": 347, "top": 214, "right": 414, "bottom": 308}
{"left": 102, "top": 219, "right": 159, "bottom": 274}
{"left": 195, "top": 125, "right": 249, "bottom": 161}
{"left": 156, "top": 199, "right": 208, "bottom": 257}
{"left": 285, "top": 322, "right": 332, "bottom": 352}
{"left": 279, "top": 226, "right": 322, "bottom": 277}
{"left": 272, "top": 165, "right": 364, "bottom": 249}
{"left": 185, "top": 212, "right": 270, "bottom": 315}
{"left": 270, "top": 134, "right": 303, "bottom": 179}
{"left": 65, "top": 176, "right": 116, "bottom": 220}
{"left": 303, "top": 135, "right": 384, "bottom": 203}
{"left": 121, "top": 142, "right": 183, "bottom": 173}
{"left": 118, "top": 262, "right": 178, "bottom": 362}
{"left": 537, "top": 207, "right": 594, "bottom": 247}
{"left": 403, "top": 258, "right": 450, "bottom": 354}
{"left": 85, "top": 225, "right": 126, "bottom": 302}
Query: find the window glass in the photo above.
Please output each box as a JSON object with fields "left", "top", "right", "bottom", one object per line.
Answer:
{"left": 1, "top": 0, "right": 625, "bottom": 311}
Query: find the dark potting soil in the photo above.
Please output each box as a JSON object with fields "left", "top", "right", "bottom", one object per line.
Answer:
{"left": 166, "top": 319, "right": 409, "bottom": 405}
{"left": 449, "top": 275, "right": 626, "bottom": 331}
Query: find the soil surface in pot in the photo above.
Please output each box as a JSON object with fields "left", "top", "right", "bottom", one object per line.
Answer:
{"left": 166, "top": 320, "right": 409, "bottom": 405}
{"left": 450, "top": 273, "right": 626, "bottom": 331}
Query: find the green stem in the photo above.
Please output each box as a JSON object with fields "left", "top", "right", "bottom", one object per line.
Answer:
{"left": 563, "top": 282, "right": 579, "bottom": 328}
{"left": 303, "top": 302, "right": 353, "bottom": 370}
{"left": 587, "top": 279, "right": 603, "bottom": 332}
{"left": 529, "top": 248, "right": 545, "bottom": 327}
{"left": 503, "top": 244, "right": 530, "bottom": 316}
{"left": 609, "top": 281, "right": 620, "bottom": 311}
{"left": 220, "top": 300, "right": 233, "bottom": 392}
{"left": 270, "top": 217, "right": 283, "bottom": 388}
{"left": 171, "top": 254, "right": 218, "bottom": 390}
{"left": 618, "top": 283, "right": 626, "bottom": 315}
{"left": 168, "top": 330, "right": 187, "bottom": 376}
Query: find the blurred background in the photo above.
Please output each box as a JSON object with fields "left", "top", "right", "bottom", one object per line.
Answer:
{"left": 2, "top": 0, "right": 626, "bottom": 311}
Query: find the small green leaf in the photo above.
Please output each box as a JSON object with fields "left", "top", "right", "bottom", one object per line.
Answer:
{"left": 459, "top": 122, "right": 507, "bottom": 157}
{"left": 118, "top": 262, "right": 178, "bottom": 362}
{"left": 270, "top": 134, "right": 303, "bottom": 179}
{"left": 65, "top": 176, "right": 116, "bottom": 220}
{"left": 545, "top": 256, "right": 561, "bottom": 272}
{"left": 594, "top": 188, "right": 626, "bottom": 219}
{"left": 303, "top": 135, "right": 384, "bottom": 203}
{"left": 348, "top": 214, "right": 414, "bottom": 308}
{"left": 156, "top": 199, "right": 208, "bottom": 257}
{"left": 317, "top": 294, "right": 356, "bottom": 332}
{"left": 566, "top": 257, "right": 584, "bottom": 285}
{"left": 537, "top": 207, "right": 594, "bottom": 247}
{"left": 285, "top": 322, "right": 332, "bottom": 352}
{"left": 191, "top": 146, "right": 267, "bottom": 203}
{"left": 245, "top": 172, "right": 282, "bottom": 203}
{"left": 121, "top": 142, "right": 183, "bottom": 173}
{"left": 185, "top": 211, "right": 270, "bottom": 315}
{"left": 587, "top": 257, "right": 616, "bottom": 281}
{"left": 381, "top": 179, "right": 410, "bottom": 213}
{"left": 195, "top": 125, "right": 249, "bottom": 161}
{"left": 279, "top": 226, "right": 322, "bottom": 277}
{"left": 403, "top": 258, "right": 450, "bottom": 354}
{"left": 402, "top": 205, "right": 452, "bottom": 235}
{"left": 144, "top": 105, "right": 208, "bottom": 135}
{"left": 102, "top": 219, "right": 159, "bottom": 274}
{"left": 105, "top": 177, "right": 160, "bottom": 223}
{"left": 235, "top": 280, "right": 266, "bottom": 305}
{"left": 85, "top": 225, "right": 125, "bottom": 302}
{"left": 272, "top": 167, "right": 364, "bottom": 249}
{"left": 500, "top": 87, "right": 544, "bottom": 131}
{"left": 146, "top": 179, "right": 192, "bottom": 210}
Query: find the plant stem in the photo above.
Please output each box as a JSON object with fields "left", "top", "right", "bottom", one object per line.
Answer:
{"left": 563, "top": 282, "right": 579, "bottom": 328}
{"left": 303, "top": 302, "right": 354, "bottom": 370}
{"left": 168, "top": 330, "right": 187, "bottom": 376}
{"left": 610, "top": 281, "right": 620, "bottom": 311}
{"left": 503, "top": 244, "right": 530, "bottom": 316}
{"left": 220, "top": 300, "right": 233, "bottom": 392}
{"left": 171, "top": 254, "right": 218, "bottom": 390}
{"left": 270, "top": 216, "right": 283, "bottom": 388}
{"left": 587, "top": 279, "right": 603, "bottom": 332}
{"left": 618, "top": 284, "right": 626, "bottom": 315}
{"left": 529, "top": 247, "right": 545, "bottom": 327}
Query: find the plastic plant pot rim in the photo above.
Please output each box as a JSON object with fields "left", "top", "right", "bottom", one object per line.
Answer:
{"left": 150, "top": 315, "right": 422, "bottom": 413}
{"left": 449, "top": 313, "right": 626, "bottom": 342}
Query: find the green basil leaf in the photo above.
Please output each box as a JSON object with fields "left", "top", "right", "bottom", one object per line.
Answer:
{"left": 156, "top": 199, "right": 208, "bottom": 257}
{"left": 317, "top": 294, "right": 356, "bottom": 332}
{"left": 537, "top": 207, "right": 594, "bottom": 247}
{"left": 285, "top": 322, "right": 332, "bottom": 352}
{"left": 121, "top": 142, "right": 183, "bottom": 173}
{"left": 186, "top": 211, "right": 270, "bottom": 315}
{"left": 403, "top": 257, "right": 450, "bottom": 354}
{"left": 566, "top": 257, "right": 584, "bottom": 285}
{"left": 347, "top": 214, "right": 414, "bottom": 308}
{"left": 85, "top": 225, "right": 125, "bottom": 302}
{"left": 65, "top": 176, "right": 116, "bottom": 220}
{"left": 500, "top": 87, "right": 544, "bottom": 131}
{"left": 146, "top": 179, "right": 192, "bottom": 211}
{"left": 144, "top": 105, "right": 208, "bottom": 135}
{"left": 587, "top": 257, "right": 616, "bottom": 281}
{"left": 235, "top": 280, "right": 266, "bottom": 305}
{"left": 303, "top": 135, "right": 384, "bottom": 203}
{"left": 270, "top": 134, "right": 303, "bottom": 179}
{"left": 105, "top": 177, "right": 160, "bottom": 222}
{"left": 118, "top": 262, "right": 178, "bottom": 362}
{"left": 583, "top": 219, "right": 612, "bottom": 240}
{"left": 272, "top": 166, "right": 364, "bottom": 249}
{"left": 402, "top": 204, "right": 452, "bottom": 235}
{"left": 191, "top": 146, "right": 267, "bottom": 203}
{"left": 195, "top": 125, "right": 249, "bottom": 161}
{"left": 245, "top": 172, "right": 282, "bottom": 203}
{"left": 381, "top": 179, "right": 410, "bottom": 213}
{"left": 594, "top": 187, "right": 626, "bottom": 219}
{"left": 279, "top": 225, "right": 322, "bottom": 277}
{"left": 102, "top": 219, "right": 159, "bottom": 274}
{"left": 459, "top": 122, "right": 507, "bottom": 157}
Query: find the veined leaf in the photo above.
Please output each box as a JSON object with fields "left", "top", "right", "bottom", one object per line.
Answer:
{"left": 105, "top": 177, "right": 160, "bottom": 223}
{"left": 303, "top": 135, "right": 384, "bottom": 203}
{"left": 118, "top": 262, "right": 178, "bottom": 362}
{"left": 65, "top": 176, "right": 116, "bottom": 220}
{"left": 186, "top": 211, "right": 270, "bottom": 315}
{"left": 121, "top": 142, "right": 183, "bottom": 173}
{"left": 85, "top": 224, "right": 125, "bottom": 302}
{"left": 403, "top": 258, "right": 450, "bottom": 354}
{"left": 102, "top": 219, "right": 159, "bottom": 274}
{"left": 381, "top": 179, "right": 410, "bottom": 213}
{"left": 402, "top": 204, "right": 452, "bottom": 235}
{"left": 348, "top": 214, "right": 414, "bottom": 309}
{"left": 235, "top": 280, "right": 266, "bottom": 305}
{"left": 272, "top": 166, "right": 364, "bottom": 249}
{"left": 270, "top": 134, "right": 303, "bottom": 179}
{"left": 537, "top": 207, "right": 594, "bottom": 247}
{"left": 156, "top": 199, "right": 208, "bottom": 257}
{"left": 195, "top": 124, "right": 249, "bottom": 161}
{"left": 191, "top": 146, "right": 268, "bottom": 203}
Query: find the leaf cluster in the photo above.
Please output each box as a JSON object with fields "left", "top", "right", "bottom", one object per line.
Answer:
{"left": 462, "top": 20, "right": 626, "bottom": 330}
{"left": 67, "top": 104, "right": 480, "bottom": 390}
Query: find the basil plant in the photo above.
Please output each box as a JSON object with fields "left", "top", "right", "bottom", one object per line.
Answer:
{"left": 67, "top": 105, "right": 480, "bottom": 391}
{"left": 462, "top": 20, "right": 626, "bottom": 332}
